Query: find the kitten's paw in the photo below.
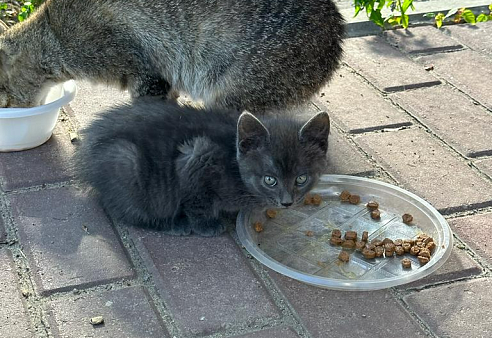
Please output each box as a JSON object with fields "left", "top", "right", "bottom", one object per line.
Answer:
{"left": 191, "top": 219, "right": 227, "bottom": 237}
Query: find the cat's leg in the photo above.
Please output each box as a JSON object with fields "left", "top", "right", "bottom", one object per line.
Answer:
{"left": 186, "top": 211, "right": 227, "bottom": 237}
{"left": 129, "top": 72, "right": 173, "bottom": 99}
{"left": 143, "top": 212, "right": 192, "bottom": 236}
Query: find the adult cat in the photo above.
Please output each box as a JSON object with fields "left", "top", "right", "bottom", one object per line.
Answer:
{"left": 74, "top": 98, "right": 330, "bottom": 236}
{"left": 0, "top": 0, "right": 344, "bottom": 110}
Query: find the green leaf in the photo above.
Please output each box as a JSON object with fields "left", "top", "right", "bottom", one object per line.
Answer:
{"left": 462, "top": 9, "right": 476, "bottom": 24}
{"left": 445, "top": 7, "right": 460, "bottom": 19}
{"left": 370, "top": 9, "right": 385, "bottom": 27}
{"left": 476, "top": 13, "right": 489, "bottom": 22}
{"left": 402, "top": 0, "right": 413, "bottom": 13}
{"left": 354, "top": 5, "right": 362, "bottom": 17}
{"left": 423, "top": 12, "right": 436, "bottom": 18}
{"left": 435, "top": 13, "right": 445, "bottom": 28}
{"left": 401, "top": 13, "right": 409, "bottom": 28}
{"left": 377, "top": 0, "right": 386, "bottom": 11}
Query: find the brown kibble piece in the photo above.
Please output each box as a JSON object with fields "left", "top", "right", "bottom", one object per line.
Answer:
{"left": 304, "top": 193, "right": 312, "bottom": 205}
{"left": 311, "top": 194, "right": 322, "bottom": 206}
{"left": 394, "top": 239, "right": 403, "bottom": 246}
{"left": 382, "top": 238, "right": 394, "bottom": 245}
{"left": 365, "top": 243, "right": 376, "bottom": 251}
{"left": 401, "top": 258, "right": 412, "bottom": 269}
{"left": 416, "top": 240, "right": 424, "bottom": 248}
{"left": 419, "top": 248, "right": 431, "bottom": 258}
{"left": 402, "top": 213, "right": 413, "bottom": 224}
{"left": 342, "top": 239, "right": 356, "bottom": 249}
{"left": 410, "top": 246, "right": 420, "bottom": 256}
{"left": 375, "top": 246, "right": 384, "bottom": 257}
{"left": 371, "top": 239, "right": 383, "bottom": 247}
{"left": 305, "top": 230, "right": 314, "bottom": 237}
{"left": 384, "top": 243, "right": 396, "bottom": 251}
{"left": 340, "top": 190, "right": 351, "bottom": 202}
{"left": 426, "top": 241, "right": 436, "bottom": 252}
{"left": 361, "top": 231, "right": 369, "bottom": 242}
{"left": 418, "top": 256, "right": 430, "bottom": 265}
{"left": 395, "top": 246, "right": 405, "bottom": 256}
{"left": 330, "top": 237, "right": 344, "bottom": 246}
{"left": 349, "top": 194, "right": 361, "bottom": 205}
{"left": 423, "top": 236, "right": 434, "bottom": 245}
{"left": 366, "top": 201, "right": 379, "bottom": 210}
{"left": 345, "top": 231, "right": 357, "bottom": 241}
{"left": 402, "top": 243, "right": 412, "bottom": 253}
{"left": 355, "top": 241, "right": 366, "bottom": 252}
{"left": 266, "top": 209, "right": 278, "bottom": 219}
{"left": 331, "top": 229, "right": 342, "bottom": 238}
{"left": 338, "top": 250, "right": 350, "bottom": 262}
{"left": 370, "top": 209, "right": 381, "bottom": 220}
{"left": 254, "top": 222, "right": 264, "bottom": 233}
{"left": 403, "top": 239, "right": 415, "bottom": 246}
{"left": 362, "top": 248, "right": 376, "bottom": 259}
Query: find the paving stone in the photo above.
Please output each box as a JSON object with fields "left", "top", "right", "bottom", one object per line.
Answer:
{"left": 404, "top": 278, "right": 492, "bottom": 338}
{"left": 391, "top": 85, "right": 492, "bottom": 157}
{"left": 397, "top": 246, "right": 482, "bottom": 289}
{"left": 0, "top": 216, "right": 6, "bottom": 243}
{"left": 450, "top": 213, "right": 492, "bottom": 265}
{"left": 343, "top": 36, "right": 441, "bottom": 93}
{"left": 0, "top": 122, "right": 75, "bottom": 191}
{"left": 68, "top": 81, "right": 131, "bottom": 129}
{"left": 130, "top": 228, "right": 279, "bottom": 336}
{"left": 325, "top": 127, "right": 377, "bottom": 177}
{"left": 475, "top": 158, "right": 492, "bottom": 178}
{"left": 314, "top": 67, "right": 412, "bottom": 133}
{"left": 444, "top": 22, "right": 492, "bottom": 55}
{"left": 0, "top": 250, "right": 33, "bottom": 338}
{"left": 231, "top": 327, "right": 300, "bottom": 338}
{"left": 9, "top": 186, "right": 134, "bottom": 294}
{"left": 47, "top": 286, "right": 169, "bottom": 338}
{"left": 416, "top": 50, "right": 492, "bottom": 110}
{"left": 384, "top": 25, "right": 464, "bottom": 54}
{"left": 354, "top": 127, "right": 492, "bottom": 213}
{"left": 269, "top": 271, "right": 426, "bottom": 338}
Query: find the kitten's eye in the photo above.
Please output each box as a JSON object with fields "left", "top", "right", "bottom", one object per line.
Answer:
{"left": 264, "top": 175, "right": 277, "bottom": 186}
{"left": 296, "top": 174, "right": 308, "bottom": 186}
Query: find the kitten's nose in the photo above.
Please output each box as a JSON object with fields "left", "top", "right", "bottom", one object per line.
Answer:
{"left": 281, "top": 202, "right": 293, "bottom": 207}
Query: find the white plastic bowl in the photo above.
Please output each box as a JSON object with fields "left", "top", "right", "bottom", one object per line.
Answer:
{"left": 0, "top": 80, "right": 77, "bottom": 152}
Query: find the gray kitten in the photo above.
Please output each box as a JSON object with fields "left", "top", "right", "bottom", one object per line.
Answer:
{"left": 0, "top": 0, "right": 344, "bottom": 111}
{"left": 74, "top": 98, "right": 330, "bottom": 236}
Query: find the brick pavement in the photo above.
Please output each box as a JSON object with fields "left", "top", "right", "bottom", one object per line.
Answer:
{"left": 1, "top": 22, "right": 491, "bottom": 338}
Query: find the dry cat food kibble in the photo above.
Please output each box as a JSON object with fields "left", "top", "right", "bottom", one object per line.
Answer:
{"left": 265, "top": 209, "right": 278, "bottom": 219}
{"left": 418, "top": 256, "right": 430, "bottom": 265}
{"left": 332, "top": 229, "right": 342, "bottom": 238}
{"left": 340, "top": 190, "right": 351, "bottom": 202}
{"left": 361, "top": 231, "right": 369, "bottom": 242}
{"left": 254, "top": 222, "right": 264, "bottom": 233}
{"left": 330, "top": 237, "right": 344, "bottom": 245}
{"left": 366, "top": 201, "right": 379, "bottom": 210}
{"left": 349, "top": 194, "right": 361, "bottom": 205}
{"left": 304, "top": 193, "right": 323, "bottom": 206}
{"left": 355, "top": 240, "right": 366, "bottom": 251}
{"left": 362, "top": 248, "right": 376, "bottom": 259}
{"left": 375, "top": 246, "right": 384, "bottom": 257}
{"left": 311, "top": 194, "right": 322, "bottom": 206}
{"left": 402, "top": 213, "right": 413, "bottom": 224}
{"left": 370, "top": 209, "right": 381, "bottom": 220}
{"left": 344, "top": 231, "right": 357, "bottom": 241}
{"left": 305, "top": 230, "right": 314, "bottom": 237}
{"left": 401, "top": 258, "right": 412, "bottom": 269}
{"left": 395, "top": 245, "right": 405, "bottom": 256}
{"left": 338, "top": 250, "right": 350, "bottom": 262}
{"left": 341, "top": 239, "right": 356, "bottom": 249}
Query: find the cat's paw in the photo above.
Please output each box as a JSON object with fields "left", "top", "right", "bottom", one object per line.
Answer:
{"left": 191, "top": 219, "right": 227, "bottom": 237}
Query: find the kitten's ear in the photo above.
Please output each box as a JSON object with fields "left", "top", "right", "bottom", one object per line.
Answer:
{"left": 299, "top": 112, "right": 330, "bottom": 152}
{"left": 237, "top": 111, "right": 270, "bottom": 153}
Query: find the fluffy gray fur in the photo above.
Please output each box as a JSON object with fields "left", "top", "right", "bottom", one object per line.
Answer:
{"left": 74, "top": 98, "right": 330, "bottom": 236}
{"left": 0, "top": 0, "right": 344, "bottom": 110}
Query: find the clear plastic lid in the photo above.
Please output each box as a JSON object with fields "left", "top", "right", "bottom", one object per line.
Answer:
{"left": 236, "top": 175, "right": 453, "bottom": 291}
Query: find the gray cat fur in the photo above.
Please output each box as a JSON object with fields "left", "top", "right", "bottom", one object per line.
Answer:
{"left": 74, "top": 97, "right": 330, "bottom": 236}
{"left": 0, "top": 0, "right": 344, "bottom": 110}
